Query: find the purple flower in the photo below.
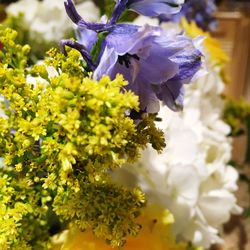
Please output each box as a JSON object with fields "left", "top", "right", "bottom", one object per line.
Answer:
{"left": 161, "top": 0, "right": 217, "bottom": 31}
{"left": 62, "top": 0, "right": 202, "bottom": 112}
{"left": 93, "top": 24, "right": 202, "bottom": 112}
{"left": 109, "top": 0, "right": 185, "bottom": 24}
{"left": 127, "top": 0, "right": 185, "bottom": 17}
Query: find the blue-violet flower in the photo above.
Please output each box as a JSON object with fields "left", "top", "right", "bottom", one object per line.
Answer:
{"left": 161, "top": 0, "right": 217, "bottom": 31}
{"left": 127, "top": 0, "right": 185, "bottom": 17}
{"left": 63, "top": 0, "right": 203, "bottom": 112}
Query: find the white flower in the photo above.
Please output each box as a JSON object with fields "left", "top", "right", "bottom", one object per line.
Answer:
{"left": 26, "top": 60, "right": 59, "bottom": 86}
{"left": 7, "top": 0, "right": 38, "bottom": 24}
{"left": 6, "top": 0, "right": 100, "bottom": 42}
{"left": 133, "top": 15, "right": 183, "bottom": 34}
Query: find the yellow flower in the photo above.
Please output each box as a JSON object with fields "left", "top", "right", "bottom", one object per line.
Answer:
{"left": 181, "top": 18, "right": 229, "bottom": 67}
{"left": 52, "top": 206, "right": 186, "bottom": 250}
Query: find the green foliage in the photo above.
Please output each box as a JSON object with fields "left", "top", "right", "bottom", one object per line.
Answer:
{"left": 186, "top": 244, "right": 203, "bottom": 250}
{"left": 93, "top": 0, "right": 137, "bottom": 22}
{"left": 239, "top": 174, "right": 250, "bottom": 218}
{"left": 245, "top": 116, "right": 250, "bottom": 163}
{"left": 244, "top": 208, "right": 250, "bottom": 218}
{"left": 223, "top": 97, "right": 250, "bottom": 162}
{"left": 223, "top": 97, "right": 250, "bottom": 136}
{"left": 0, "top": 25, "right": 165, "bottom": 248}
{"left": 91, "top": 32, "right": 109, "bottom": 63}
{"left": 93, "top": 0, "right": 115, "bottom": 17}
{"left": 223, "top": 97, "right": 250, "bottom": 218}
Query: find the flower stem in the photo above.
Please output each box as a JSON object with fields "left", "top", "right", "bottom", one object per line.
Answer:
{"left": 109, "top": 0, "right": 128, "bottom": 25}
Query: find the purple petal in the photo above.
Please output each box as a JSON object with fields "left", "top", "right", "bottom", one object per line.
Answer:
{"left": 64, "top": 0, "right": 82, "bottom": 24}
{"left": 93, "top": 24, "right": 202, "bottom": 113}
{"left": 157, "top": 81, "right": 185, "bottom": 111}
{"left": 105, "top": 24, "right": 160, "bottom": 55}
{"left": 127, "top": 75, "right": 160, "bottom": 112}
{"left": 169, "top": 38, "right": 202, "bottom": 84}
{"left": 93, "top": 46, "right": 118, "bottom": 80}
{"left": 137, "top": 44, "right": 178, "bottom": 84}
{"left": 76, "top": 28, "right": 98, "bottom": 51}
{"left": 127, "top": 0, "right": 184, "bottom": 17}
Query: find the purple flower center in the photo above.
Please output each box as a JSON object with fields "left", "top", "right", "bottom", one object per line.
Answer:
{"left": 118, "top": 53, "right": 140, "bottom": 68}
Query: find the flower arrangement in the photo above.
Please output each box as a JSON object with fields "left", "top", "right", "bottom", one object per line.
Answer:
{"left": 0, "top": 0, "right": 242, "bottom": 249}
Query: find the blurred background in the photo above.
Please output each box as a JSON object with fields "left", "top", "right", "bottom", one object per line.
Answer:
{"left": 208, "top": 2, "right": 250, "bottom": 250}
{"left": 214, "top": 0, "right": 250, "bottom": 107}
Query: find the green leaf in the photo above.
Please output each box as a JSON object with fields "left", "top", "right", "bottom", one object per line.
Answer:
{"left": 90, "top": 31, "right": 108, "bottom": 62}
{"left": 244, "top": 207, "right": 250, "bottom": 218}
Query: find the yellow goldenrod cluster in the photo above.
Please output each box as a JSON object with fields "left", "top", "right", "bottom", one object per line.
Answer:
{"left": 3, "top": 14, "right": 60, "bottom": 62}
{"left": 0, "top": 25, "right": 165, "bottom": 248}
{"left": 0, "top": 172, "right": 51, "bottom": 250}
{"left": 0, "top": 26, "right": 30, "bottom": 69}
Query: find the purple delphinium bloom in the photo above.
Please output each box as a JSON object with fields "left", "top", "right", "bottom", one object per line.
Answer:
{"left": 161, "top": 0, "right": 217, "bottom": 31}
{"left": 126, "top": 0, "right": 185, "bottom": 17}
{"left": 109, "top": 0, "right": 185, "bottom": 24}
{"left": 62, "top": 0, "right": 202, "bottom": 112}
{"left": 93, "top": 24, "right": 202, "bottom": 112}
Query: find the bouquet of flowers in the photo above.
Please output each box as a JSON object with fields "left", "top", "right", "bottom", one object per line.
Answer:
{"left": 0, "top": 0, "right": 242, "bottom": 249}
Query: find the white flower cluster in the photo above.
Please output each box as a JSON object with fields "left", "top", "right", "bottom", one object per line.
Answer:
{"left": 6, "top": 0, "right": 100, "bottom": 42}
{"left": 117, "top": 66, "right": 242, "bottom": 248}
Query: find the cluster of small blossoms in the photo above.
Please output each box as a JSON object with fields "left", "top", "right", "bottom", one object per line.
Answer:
{"left": 0, "top": 25, "right": 166, "bottom": 248}
{"left": 0, "top": 27, "right": 51, "bottom": 250}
